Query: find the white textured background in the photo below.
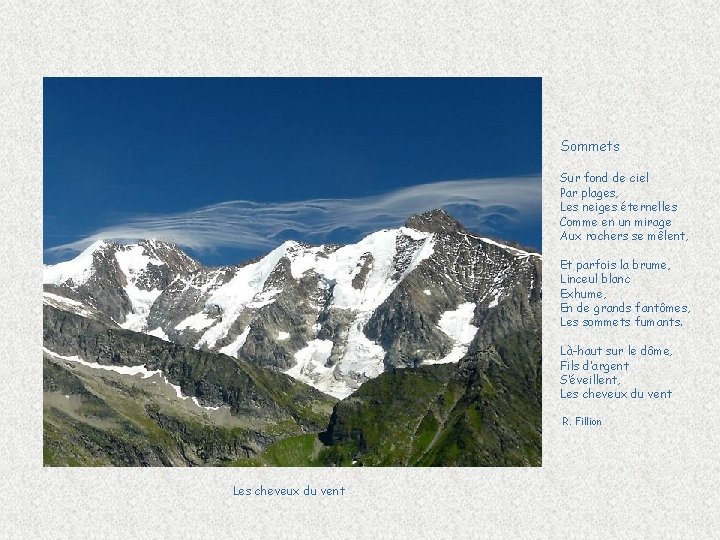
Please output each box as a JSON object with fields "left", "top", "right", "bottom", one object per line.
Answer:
{"left": 1, "top": 2, "right": 718, "bottom": 538}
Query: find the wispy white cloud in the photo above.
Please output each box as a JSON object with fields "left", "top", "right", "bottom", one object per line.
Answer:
{"left": 46, "top": 177, "right": 540, "bottom": 256}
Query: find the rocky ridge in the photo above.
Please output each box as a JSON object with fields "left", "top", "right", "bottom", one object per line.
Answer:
{"left": 43, "top": 210, "right": 541, "bottom": 398}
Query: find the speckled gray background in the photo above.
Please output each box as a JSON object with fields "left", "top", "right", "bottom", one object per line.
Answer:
{"left": 1, "top": 2, "right": 718, "bottom": 538}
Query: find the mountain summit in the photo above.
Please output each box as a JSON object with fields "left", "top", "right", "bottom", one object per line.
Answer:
{"left": 404, "top": 208, "right": 466, "bottom": 234}
{"left": 43, "top": 210, "right": 541, "bottom": 466}
{"left": 43, "top": 210, "right": 541, "bottom": 398}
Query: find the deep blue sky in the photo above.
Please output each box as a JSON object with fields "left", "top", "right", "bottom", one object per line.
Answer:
{"left": 44, "top": 77, "right": 541, "bottom": 265}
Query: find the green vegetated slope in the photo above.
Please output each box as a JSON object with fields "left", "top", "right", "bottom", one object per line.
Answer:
{"left": 228, "top": 329, "right": 541, "bottom": 467}
{"left": 44, "top": 306, "right": 540, "bottom": 467}
{"left": 229, "top": 433, "right": 325, "bottom": 466}
{"left": 327, "top": 333, "right": 540, "bottom": 466}
{"left": 43, "top": 305, "right": 336, "bottom": 466}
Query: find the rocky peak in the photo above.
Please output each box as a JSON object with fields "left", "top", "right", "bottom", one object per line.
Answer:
{"left": 135, "top": 238, "right": 201, "bottom": 274}
{"left": 404, "top": 209, "right": 465, "bottom": 235}
{"left": 44, "top": 211, "right": 541, "bottom": 398}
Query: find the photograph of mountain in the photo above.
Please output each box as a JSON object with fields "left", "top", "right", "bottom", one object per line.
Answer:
{"left": 43, "top": 78, "right": 541, "bottom": 466}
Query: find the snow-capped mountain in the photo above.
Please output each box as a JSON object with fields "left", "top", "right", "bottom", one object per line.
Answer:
{"left": 43, "top": 210, "right": 541, "bottom": 398}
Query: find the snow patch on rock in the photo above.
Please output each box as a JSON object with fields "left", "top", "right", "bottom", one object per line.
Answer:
{"left": 115, "top": 245, "right": 164, "bottom": 332}
{"left": 285, "top": 339, "right": 353, "bottom": 399}
{"left": 43, "top": 240, "right": 107, "bottom": 286}
{"left": 218, "top": 326, "right": 251, "bottom": 358}
{"left": 426, "top": 302, "right": 478, "bottom": 364}
{"left": 175, "top": 312, "right": 216, "bottom": 331}
{"left": 147, "top": 326, "right": 170, "bottom": 341}
{"left": 196, "top": 244, "right": 287, "bottom": 347}
{"left": 43, "top": 292, "right": 94, "bottom": 317}
{"left": 282, "top": 229, "right": 435, "bottom": 396}
{"left": 43, "top": 347, "right": 220, "bottom": 410}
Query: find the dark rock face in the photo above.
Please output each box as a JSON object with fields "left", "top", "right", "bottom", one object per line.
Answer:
{"left": 43, "top": 304, "right": 336, "bottom": 466}
{"left": 44, "top": 240, "right": 200, "bottom": 326}
{"left": 43, "top": 304, "right": 332, "bottom": 417}
{"left": 351, "top": 253, "right": 373, "bottom": 289}
{"left": 404, "top": 209, "right": 466, "bottom": 234}
{"left": 71, "top": 245, "right": 131, "bottom": 323}
{"left": 366, "top": 220, "right": 541, "bottom": 369}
